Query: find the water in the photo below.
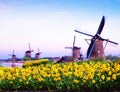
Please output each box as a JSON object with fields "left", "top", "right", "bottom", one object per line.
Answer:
{"left": 0, "top": 62, "right": 23, "bottom": 67}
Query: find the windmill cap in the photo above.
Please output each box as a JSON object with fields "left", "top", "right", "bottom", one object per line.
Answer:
{"left": 73, "top": 46, "right": 81, "bottom": 49}
{"left": 12, "top": 55, "right": 16, "bottom": 56}
{"left": 25, "top": 51, "right": 31, "bottom": 53}
{"left": 36, "top": 53, "right": 40, "bottom": 55}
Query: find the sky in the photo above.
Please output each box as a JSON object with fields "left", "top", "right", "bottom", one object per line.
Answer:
{"left": 0, "top": 0, "right": 120, "bottom": 59}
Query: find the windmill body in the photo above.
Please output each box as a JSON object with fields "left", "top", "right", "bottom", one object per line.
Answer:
{"left": 35, "top": 48, "right": 41, "bottom": 60}
{"left": 75, "top": 16, "right": 118, "bottom": 60}
{"left": 25, "top": 51, "right": 31, "bottom": 59}
{"left": 35, "top": 53, "right": 40, "bottom": 60}
{"left": 9, "top": 50, "right": 17, "bottom": 61}
{"left": 72, "top": 46, "right": 82, "bottom": 60}
{"left": 89, "top": 39, "right": 105, "bottom": 60}
{"left": 24, "top": 43, "right": 34, "bottom": 60}
{"left": 12, "top": 55, "right": 16, "bottom": 61}
{"left": 65, "top": 36, "right": 83, "bottom": 61}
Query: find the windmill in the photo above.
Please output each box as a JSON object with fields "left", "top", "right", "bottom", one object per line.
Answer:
{"left": 65, "top": 36, "right": 83, "bottom": 60}
{"left": 25, "top": 43, "right": 34, "bottom": 59}
{"left": 9, "top": 50, "right": 16, "bottom": 61}
{"left": 75, "top": 16, "right": 118, "bottom": 60}
{"left": 35, "top": 48, "right": 42, "bottom": 60}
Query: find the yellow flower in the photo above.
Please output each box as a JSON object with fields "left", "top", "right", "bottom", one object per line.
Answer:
{"left": 0, "top": 78, "right": 3, "bottom": 81}
{"left": 55, "top": 73, "right": 60, "bottom": 77}
{"left": 106, "top": 77, "right": 111, "bottom": 81}
{"left": 46, "top": 74, "right": 50, "bottom": 78}
{"left": 26, "top": 81, "right": 29, "bottom": 84}
{"left": 33, "top": 75, "right": 36, "bottom": 79}
{"left": 53, "top": 77, "right": 61, "bottom": 81}
{"left": 117, "top": 73, "right": 120, "bottom": 76}
{"left": 73, "top": 79, "right": 79, "bottom": 84}
{"left": 92, "top": 80, "right": 96, "bottom": 84}
{"left": 99, "top": 79, "right": 102, "bottom": 82}
{"left": 111, "top": 68, "right": 115, "bottom": 73}
{"left": 63, "top": 73, "right": 69, "bottom": 77}
{"left": 57, "top": 77, "right": 61, "bottom": 81}
{"left": 83, "top": 80, "right": 86, "bottom": 83}
{"left": 88, "top": 74, "right": 94, "bottom": 79}
{"left": 19, "top": 79, "right": 22, "bottom": 82}
{"left": 97, "top": 73, "right": 101, "bottom": 77}
{"left": 112, "top": 74, "right": 117, "bottom": 80}
{"left": 22, "top": 76, "right": 26, "bottom": 80}
{"left": 108, "top": 71, "right": 112, "bottom": 76}
{"left": 84, "top": 76, "right": 88, "bottom": 80}
{"left": 101, "top": 75, "right": 105, "bottom": 80}
{"left": 9, "top": 81, "right": 13, "bottom": 84}
{"left": 53, "top": 78, "right": 57, "bottom": 81}
{"left": 38, "top": 78, "right": 43, "bottom": 82}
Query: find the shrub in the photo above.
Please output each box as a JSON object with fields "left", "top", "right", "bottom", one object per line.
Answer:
{"left": 22, "top": 59, "right": 50, "bottom": 67}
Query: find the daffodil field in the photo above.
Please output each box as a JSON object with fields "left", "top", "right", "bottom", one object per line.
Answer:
{"left": 0, "top": 59, "right": 120, "bottom": 92}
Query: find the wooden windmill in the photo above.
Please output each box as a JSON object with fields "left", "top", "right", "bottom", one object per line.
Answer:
{"left": 75, "top": 16, "right": 118, "bottom": 60}
{"left": 25, "top": 43, "right": 34, "bottom": 59}
{"left": 65, "top": 36, "right": 83, "bottom": 60}
{"left": 35, "top": 48, "right": 42, "bottom": 60}
{"left": 9, "top": 50, "right": 16, "bottom": 61}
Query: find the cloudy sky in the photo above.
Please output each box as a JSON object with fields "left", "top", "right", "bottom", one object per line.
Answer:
{"left": 0, "top": 0, "right": 120, "bottom": 59}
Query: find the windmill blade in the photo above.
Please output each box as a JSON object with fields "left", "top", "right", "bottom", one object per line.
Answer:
{"left": 28, "top": 43, "right": 31, "bottom": 51}
{"left": 65, "top": 47, "right": 73, "bottom": 49}
{"left": 104, "top": 39, "right": 109, "bottom": 50}
{"left": 100, "top": 38, "right": 118, "bottom": 45}
{"left": 12, "top": 50, "right": 15, "bottom": 55}
{"left": 96, "top": 16, "right": 105, "bottom": 35}
{"left": 85, "top": 39, "right": 91, "bottom": 45}
{"left": 38, "top": 48, "right": 42, "bottom": 54}
{"left": 28, "top": 43, "right": 34, "bottom": 52}
{"left": 74, "top": 30, "right": 93, "bottom": 37}
{"left": 87, "top": 39, "right": 96, "bottom": 58}
{"left": 8, "top": 54, "right": 12, "bottom": 56}
{"left": 38, "top": 48, "right": 40, "bottom": 53}
{"left": 73, "top": 36, "right": 76, "bottom": 47}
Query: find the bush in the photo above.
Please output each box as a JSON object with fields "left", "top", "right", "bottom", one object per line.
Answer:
{"left": 113, "top": 58, "right": 120, "bottom": 64}
{"left": 22, "top": 59, "right": 51, "bottom": 67}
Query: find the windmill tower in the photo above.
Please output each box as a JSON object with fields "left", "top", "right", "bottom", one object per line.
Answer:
{"left": 9, "top": 50, "right": 16, "bottom": 61}
{"left": 65, "top": 36, "right": 83, "bottom": 60}
{"left": 35, "top": 48, "right": 41, "bottom": 60}
{"left": 25, "top": 43, "right": 34, "bottom": 60}
{"left": 75, "top": 16, "right": 118, "bottom": 60}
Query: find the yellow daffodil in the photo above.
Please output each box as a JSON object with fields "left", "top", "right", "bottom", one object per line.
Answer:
{"left": 73, "top": 79, "right": 79, "bottom": 84}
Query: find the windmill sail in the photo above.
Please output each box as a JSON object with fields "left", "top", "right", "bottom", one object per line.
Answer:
{"left": 96, "top": 16, "right": 105, "bottom": 35}
{"left": 87, "top": 39, "right": 96, "bottom": 58}
{"left": 73, "top": 36, "right": 76, "bottom": 47}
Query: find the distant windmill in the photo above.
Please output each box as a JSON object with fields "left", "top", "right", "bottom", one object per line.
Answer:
{"left": 65, "top": 36, "right": 83, "bottom": 60}
{"left": 9, "top": 50, "right": 16, "bottom": 61}
{"left": 35, "top": 47, "right": 42, "bottom": 60}
{"left": 75, "top": 16, "right": 118, "bottom": 60}
{"left": 25, "top": 43, "right": 34, "bottom": 59}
